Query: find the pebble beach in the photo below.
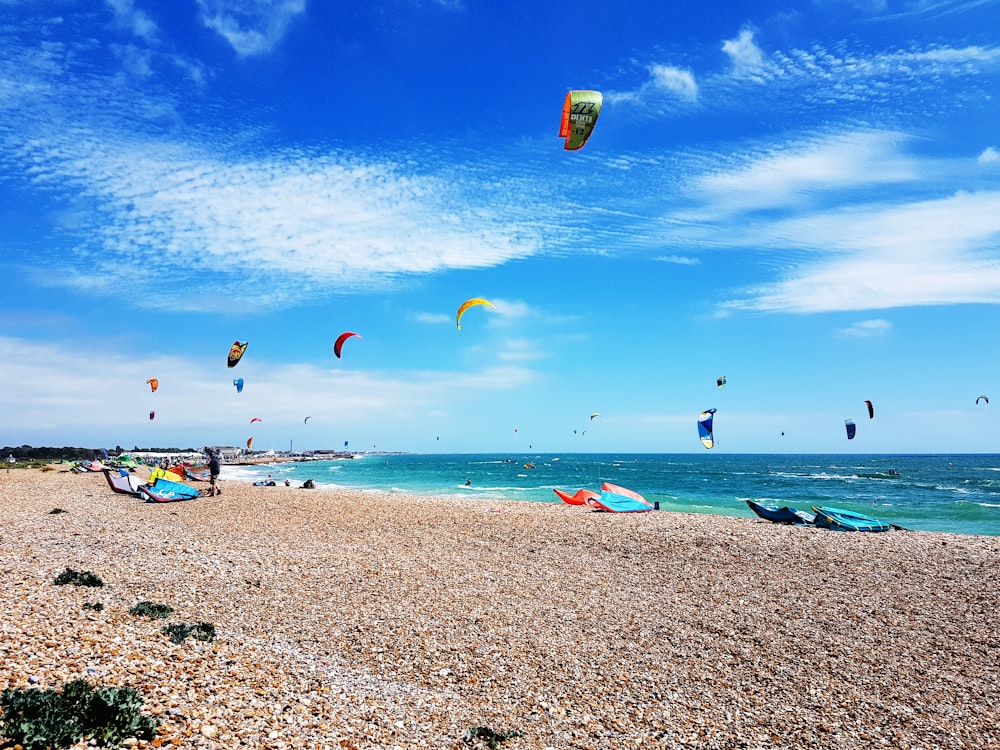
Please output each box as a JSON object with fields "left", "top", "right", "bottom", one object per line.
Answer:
{"left": 1, "top": 466, "right": 998, "bottom": 749}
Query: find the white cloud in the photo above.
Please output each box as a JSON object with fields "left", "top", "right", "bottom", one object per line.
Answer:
{"left": 3, "top": 12, "right": 1000, "bottom": 322}
{"left": 717, "top": 190, "right": 1000, "bottom": 312}
{"left": 722, "top": 28, "right": 765, "bottom": 77}
{"left": 413, "top": 311, "right": 452, "bottom": 325}
{"left": 5, "top": 130, "right": 544, "bottom": 309}
{"left": 106, "top": 0, "right": 158, "bottom": 42}
{"left": 649, "top": 65, "right": 698, "bottom": 101}
{"left": 979, "top": 146, "right": 999, "bottom": 164}
{"left": 607, "top": 32, "right": 1000, "bottom": 127}
{"left": 689, "top": 131, "right": 918, "bottom": 216}
{"left": 605, "top": 65, "right": 698, "bottom": 107}
{"left": 837, "top": 319, "right": 891, "bottom": 337}
{"left": 496, "top": 339, "right": 549, "bottom": 363}
{"left": 655, "top": 254, "right": 699, "bottom": 265}
{"left": 197, "top": 0, "right": 306, "bottom": 57}
{"left": 0, "top": 335, "right": 540, "bottom": 446}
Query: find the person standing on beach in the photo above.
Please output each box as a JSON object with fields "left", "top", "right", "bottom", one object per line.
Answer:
{"left": 207, "top": 448, "right": 221, "bottom": 496}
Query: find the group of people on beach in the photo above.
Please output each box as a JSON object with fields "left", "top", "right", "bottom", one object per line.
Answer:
{"left": 204, "top": 447, "right": 317, "bottom": 493}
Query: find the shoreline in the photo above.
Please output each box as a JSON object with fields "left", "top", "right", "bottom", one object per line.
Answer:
{"left": 221, "top": 453, "right": 1000, "bottom": 537}
{"left": 2, "top": 466, "right": 998, "bottom": 748}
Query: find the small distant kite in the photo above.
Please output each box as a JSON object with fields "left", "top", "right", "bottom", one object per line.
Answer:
{"left": 977, "top": 395, "right": 989, "bottom": 405}
{"left": 456, "top": 298, "right": 495, "bottom": 330}
{"left": 250, "top": 417, "right": 262, "bottom": 424}
{"left": 233, "top": 378, "right": 244, "bottom": 393}
{"left": 590, "top": 412, "right": 601, "bottom": 420}
{"left": 149, "top": 411, "right": 155, "bottom": 421}
{"left": 227, "top": 341, "right": 248, "bottom": 368}
{"left": 865, "top": 400, "right": 874, "bottom": 419}
{"left": 304, "top": 416, "right": 312, "bottom": 424}
{"left": 146, "top": 378, "right": 158, "bottom": 393}
{"left": 334, "top": 331, "right": 361, "bottom": 359}
{"left": 717, "top": 376, "right": 727, "bottom": 387}
{"left": 698, "top": 408, "right": 717, "bottom": 449}
{"left": 246, "top": 437, "right": 254, "bottom": 451}
{"left": 559, "top": 90, "right": 603, "bottom": 150}
{"left": 845, "top": 419, "right": 856, "bottom": 440}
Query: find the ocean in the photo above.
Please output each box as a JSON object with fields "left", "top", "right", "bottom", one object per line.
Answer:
{"left": 223, "top": 453, "right": 1000, "bottom": 536}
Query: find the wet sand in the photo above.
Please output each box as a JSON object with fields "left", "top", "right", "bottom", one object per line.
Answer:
{"left": 1, "top": 466, "right": 998, "bottom": 749}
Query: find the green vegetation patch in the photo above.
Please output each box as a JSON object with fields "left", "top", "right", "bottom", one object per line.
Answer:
{"left": 463, "top": 726, "right": 523, "bottom": 749}
{"left": 82, "top": 602, "right": 104, "bottom": 612}
{"left": 53, "top": 568, "right": 103, "bottom": 587}
{"left": 48, "top": 508, "right": 67, "bottom": 514}
{"left": 0, "top": 679, "right": 159, "bottom": 750}
{"left": 128, "top": 601, "right": 174, "bottom": 619}
{"left": 161, "top": 622, "right": 215, "bottom": 643}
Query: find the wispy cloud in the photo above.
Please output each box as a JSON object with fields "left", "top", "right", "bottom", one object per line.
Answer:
{"left": 868, "top": 0, "right": 999, "bottom": 20}
{"left": 836, "top": 319, "right": 891, "bottom": 337}
{"left": 3, "top": 11, "right": 1000, "bottom": 320}
{"left": 106, "top": 0, "right": 159, "bottom": 42}
{"left": 716, "top": 188, "right": 1000, "bottom": 312}
{"left": 657, "top": 128, "right": 1000, "bottom": 313}
{"left": 655, "top": 254, "right": 700, "bottom": 265}
{"left": 689, "top": 130, "right": 919, "bottom": 216}
{"left": 1, "top": 123, "right": 547, "bottom": 310}
{"left": 196, "top": 0, "right": 306, "bottom": 57}
{"left": 609, "top": 28, "right": 1000, "bottom": 120}
{"left": 605, "top": 64, "right": 698, "bottom": 107}
{"left": 0, "top": 335, "right": 540, "bottom": 441}
{"left": 413, "top": 311, "right": 452, "bottom": 325}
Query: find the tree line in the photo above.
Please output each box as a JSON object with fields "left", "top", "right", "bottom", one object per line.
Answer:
{"left": 2, "top": 446, "right": 197, "bottom": 461}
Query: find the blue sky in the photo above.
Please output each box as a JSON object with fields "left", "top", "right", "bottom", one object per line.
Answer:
{"left": 2, "top": 0, "right": 999, "bottom": 454}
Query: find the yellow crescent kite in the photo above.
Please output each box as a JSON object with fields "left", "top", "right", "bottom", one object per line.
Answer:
{"left": 456, "top": 298, "right": 495, "bottom": 330}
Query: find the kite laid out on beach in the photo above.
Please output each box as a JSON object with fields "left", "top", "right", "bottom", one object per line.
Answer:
{"left": 554, "top": 483, "right": 653, "bottom": 513}
{"left": 590, "top": 482, "right": 654, "bottom": 513}
{"left": 146, "top": 378, "right": 158, "bottom": 393}
{"left": 717, "top": 376, "right": 727, "bottom": 387}
{"left": 227, "top": 341, "right": 248, "bottom": 368}
{"left": 865, "top": 400, "right": 874, "bottom": 419}
{"left": 698, "top": 408, "right": 717, "bottom": 449}
{"left": 553, "top": 488, "right": 601, "bottom": 506}
{"left": 559, "top": 90, "right": 603, "bottom": 150}
{"left": 977, "top": 395, "right": 989, "bottom": 405}
{"left": 334, "top": 331, "right": 361, "bottom": 359}
{"left": 845, "top": 419, "right": 856, "bottom": 440}
{"left": 456, "top": 298, "right": 495, "bottom": 330}
{"left": 233, "top": 378, "right": 244, "bottom": 393}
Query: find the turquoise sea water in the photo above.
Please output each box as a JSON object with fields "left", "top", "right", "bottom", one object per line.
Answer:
{"left": 224, "top": 453, "right": 1000, "bottom": 536}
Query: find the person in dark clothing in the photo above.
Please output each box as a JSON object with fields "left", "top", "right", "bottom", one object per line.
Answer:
{"left": 206, "top": 448, "right": 221, "bottom": 496}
